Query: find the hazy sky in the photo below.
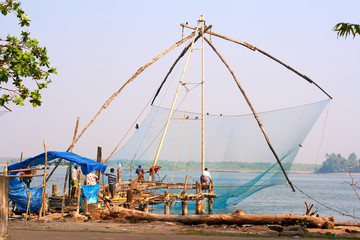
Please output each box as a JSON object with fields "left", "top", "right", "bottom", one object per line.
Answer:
{"left": 1, "top": 0, "right": 359, "bottom": 165}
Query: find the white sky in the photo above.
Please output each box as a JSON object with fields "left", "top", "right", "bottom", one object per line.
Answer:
{"left": 0, "top": 0, "right": 359, "bottom": 164}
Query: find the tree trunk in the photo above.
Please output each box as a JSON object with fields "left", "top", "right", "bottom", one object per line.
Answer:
{"left": 110, "top": 207, "right": 335, "bottom": 229}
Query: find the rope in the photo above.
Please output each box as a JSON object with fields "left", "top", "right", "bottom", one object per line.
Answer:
{"left": 294, "top": 184, "right": 360, "bottom": 220}
{"left": 315, "top": 102, "right": 331, "bottom": 166}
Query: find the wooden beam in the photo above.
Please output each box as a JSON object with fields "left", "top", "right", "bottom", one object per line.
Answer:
{"left": 0, "top": 176, "right": 9, "bottom": 240}
{"left": 204, "top": 36, "right": 295, "bottom": 192}
{"left": 111, "top": 207, "right": 335, "bottom": 229}
{"left": 181, "top": 23, "right": 332, "bottom": 99}
{"left": 73, "top": 33, "right": 197, "bottom": 152}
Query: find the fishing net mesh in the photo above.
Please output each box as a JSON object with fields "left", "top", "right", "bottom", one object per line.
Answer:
{"left": 110, "top": 100, "right": 328, "bottom": 207}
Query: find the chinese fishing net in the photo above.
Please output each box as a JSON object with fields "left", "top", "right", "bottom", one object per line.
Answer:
{"left": 110, "top": 99, "right": 329, "bottom": 208}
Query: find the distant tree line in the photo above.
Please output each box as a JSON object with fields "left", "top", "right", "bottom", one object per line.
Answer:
{"left": 316, "top": 153, "right": 359, "bottom": 173}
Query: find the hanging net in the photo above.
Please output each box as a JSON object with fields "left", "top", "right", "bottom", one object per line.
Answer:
{"left": 110, "top": 99, "right": 329, "bottom": 207}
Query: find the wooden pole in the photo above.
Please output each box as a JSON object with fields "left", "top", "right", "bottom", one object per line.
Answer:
{"left": 97, "top": 146, "right": 102, "bottom": 183}
{"left": 152, "top": 24, "right": 201, "bottom": 169}
{"left": 150, "top": 24, "right": 213, "bottom": 106}
{"left": 164, "top": 190, "right": 170, "bottom": 215}
{"left": 52, "top": 185, "right": 57, "bottom": 196}
{"left": 0, "top": 176, "right": 9, "bottom": 240}
{"left": 200, "top": 16, "right": 206, "bottom": 172}
{"left": 46, "top": 117, "right": 80, "bottom": 182}
{"left": 110, "top": 207, "right": 335, "bottom": 229}
{"left": 61, "top": 166, "right": 69, "bottom": 219}
{"left": 20, "top": 152, "right": 23, "bottom": 162}
{"left": 208, "top": 181, "right": 214, "bottom": 214}
{"left": 84, "top": 174, "right": 88, "bottom": 215}
{"left": 143, "top": 202, "right": 149, "bottom": 213}
{"left": 38, "top": 141, "right": 48, "bottom": 218}
{"left": 180, "top": 23, "right": 332, "bottom": 100}
{"left": 181, "top": 189, "right": 188, "bottom": 216}
{"left": 117, "top": 167, "right": 121, "bottom": 183}
{"left": 72, "top": 33, "right": 196, "bottom": 151}
{"left": 195, "top": 181, "right": 201, "bottom": 215}
{"left": 76, "top": 171, "right": 81, "bottom": 213}
{"left": 204, "top": 36, "right": 295, "bottom": 192}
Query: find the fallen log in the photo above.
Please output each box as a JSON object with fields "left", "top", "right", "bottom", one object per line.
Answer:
{"left": 110, "top": 207, "right": 335, "bottom": 229}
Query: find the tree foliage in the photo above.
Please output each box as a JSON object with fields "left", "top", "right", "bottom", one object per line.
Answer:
{"left": 333, "top": 22, "right": 360, "bottom": 39}
{"left": 0, "top": 0, "right": 57, "bottom": 111}
{"left": 317, "top": 153, "right": 360, "bottom": 173}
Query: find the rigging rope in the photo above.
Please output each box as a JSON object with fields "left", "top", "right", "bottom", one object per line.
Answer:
{"left": 294, "top": 184, "right": 360, "bottom": 220}
{"left": 315, "top": 102, "right": 331, "bottom": 166}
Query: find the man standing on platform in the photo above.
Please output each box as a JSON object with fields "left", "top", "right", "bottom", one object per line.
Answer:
{"left": 200, "top": 168, "right": 212, "bottom": 192}
{"left": 104, "top": 168, "right": 117, "bottom": 199}
{"left": 71, "top": 165, "right": 79, "bottom": 198}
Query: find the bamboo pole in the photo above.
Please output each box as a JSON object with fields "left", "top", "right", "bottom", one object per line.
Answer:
{"left": 200, "top": 16, "right": 206, "bottom": 172}
{"left": 143, "top": 202, "right": 149, "bottom": 213}
{"left": 151, "top": 24, "right": 201, "bottom": 169}
{"left": 117, "top": 167, "right": 121, "bottom": 183}
{"left": 97, "top": 146, "right": 102, "bottom": 183}
{"left": 25, "top": 190, "right": 32, "bottom": 220}
{"left": 151, "top": 24, "right": 213, "bottom": 106}
{"left": 84, "top": 174, "right": 88, "bottom": 215}
{"left": 8, "top": 167, "right": 49, "bottom": 173}
{"left": 52, "top": 184, "right": 57, "bottom": 196}
{"left": 61, "top": 166, "right": 69, "bottom": 219}
{"left": 195, "top": 181, "right": 201, "bottom": 215}
{"left": 46, "top": 117, "right": 80, "bottom": 182}
{"left": 181, "top": 23, "right": 332, "bottom": 100}
{"left": 0, "top": 176, "right": 9, "bottom": 239}
{"left": 208, "top": 181, "right": 214, "bottom": 214}
{"left": 76, "top": 171, "right": 81, "bottom": 213}
{"left": 164, "top": 191, "right": 170, "bottom": 215}
{"left": 204, "top": 37, "right": 295, "bottom": 192}
{"left": 38, "top": 140, "right": 48, "bottom": 218}
{"left": 181, "top": 189, "right": 188, "bottom": 216}
{"left": 71, "top": 33, "right": 196, "bottom": 150}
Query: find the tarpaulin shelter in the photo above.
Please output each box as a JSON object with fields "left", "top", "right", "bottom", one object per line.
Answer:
{"left": 8, "top": 151, "right": 107, "bottom": 175}
{"left": 7, "top": 151, "right": 107, "bottom": 212}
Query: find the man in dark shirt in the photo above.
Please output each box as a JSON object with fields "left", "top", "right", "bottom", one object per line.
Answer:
{"left": 104, "top": 168, "right": 117, "bottom": 198}
{"left": 135, "top": 165, "right": 144, "bottom": 180}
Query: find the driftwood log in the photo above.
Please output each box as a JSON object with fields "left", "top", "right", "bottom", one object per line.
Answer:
{"left": 110, "top": 207, "right": 335, "bottom": 229}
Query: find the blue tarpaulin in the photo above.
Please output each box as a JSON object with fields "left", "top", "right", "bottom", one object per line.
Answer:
{"left": 9, "top": 178, "right": 43, "bottom": 212}
{"left": 7, "top": 151, "right": 107, "bottom": 212}
{"left": 82, "top": 184, "right": 100, "bottom": 204}
{"left": 8, "top": 151, "right": 107, "bottom": 175}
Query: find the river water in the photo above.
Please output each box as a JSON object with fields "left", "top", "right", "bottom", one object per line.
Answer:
{"left": 30, "top": 167, "right": 359, "bottom": 222}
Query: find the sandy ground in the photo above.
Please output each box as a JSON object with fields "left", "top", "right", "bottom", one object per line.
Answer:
{"left": 6, "top": 217, "right": 360, "bottom": 240}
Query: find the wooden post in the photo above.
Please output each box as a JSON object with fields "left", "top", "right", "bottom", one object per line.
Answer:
{"left": 195, "top": 181, "right": 201, "bottom": 215}
{"left": 97, "top": 147, "right": 102, "bottom": 184}
{"left": 0, "top": 176, "right": 9, "bottom": 240}
{"left": 52, "top": 184, "right": 57, "bottom": 196}
{"left": 181, "top": 189, "right": 188, "bottom": 216}
{"left": 208, "top": 181, "right": 214, "bottom": 214}
{"left": 61, "top": 166, "right": 69, "bottom": 219}
{"left": 143, "top": 202, "right": 149, "bottom": 213}
{"left": 39, "top": 141, "right": 48, "bottom": 218}
{"left": 25, "top": 190, "right": 32, "bottom": 220}
{"left": 76, "top": 171, "right": 81, "bottom": 213}
{"left": 117, "top": 167, "right": 121, "bottom": 183}
{"left": 84, "top": 174, "right": 89, "bottom": 215}
{"left": 164, "top": 191, "right": 170, "bottom": 215}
